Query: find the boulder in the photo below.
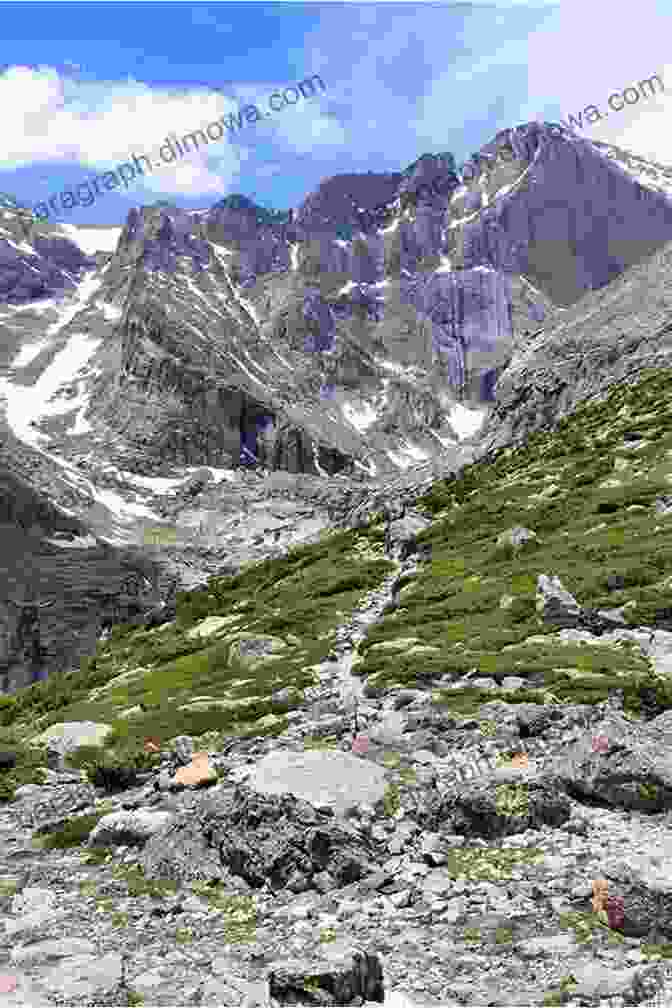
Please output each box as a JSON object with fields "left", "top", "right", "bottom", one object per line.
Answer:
{"left": 0, "top": 750, "right": 17, "bottom": 772}
{"left": 140, "top": 783, "right": 380, "bottom": 893}
{"left": 549, "top": 711, "right": 672, "bottom": 812}
{"left": 171, "top": 735, "right": 195, "bottom": 767}
{"left": 228, "top": 635, "right": 288, "bottom": 669}
{"left": 268, "top": 943, "right": 385, "bottom": 1005}
{"left": 229, "top": 749, "right": 388, "bottom": 816}
{"left": 171, "top": 752, "right": 218, "bottom": 789}
{"left": 536, "top": 574, "right": 582, "bottom": 627}
{"left": 27, "top": 722, "right": 113, "bottom": 769}
{"left": 496, "top": 525, "right": 538, "bottom": 550}
{"left": 87, "top": 810, "right": 174, "bottom": 848}
{"left": 418, "top": 771, "right": 571, "bottom": 839}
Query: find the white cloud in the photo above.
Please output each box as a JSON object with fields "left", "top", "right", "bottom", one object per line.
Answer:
{"left": 0, "top": 65, "right": 266, "bottom": 197}
{"left": 0, "top": 63, "right": 344, "bottom": 199}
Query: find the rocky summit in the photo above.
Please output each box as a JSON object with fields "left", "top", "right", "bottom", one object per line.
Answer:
{"left": 4, "top": 121, "right": 672, "bottom": 1007}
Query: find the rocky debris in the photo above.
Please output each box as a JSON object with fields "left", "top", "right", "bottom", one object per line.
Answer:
{"left": 384, "top": 511, "right": 432, "bottom": 561}
{"left": 2, "top": 689, "right": 672, "bottom": 1007}
{"left": 11, "top": 778, "right": 97, "bottom": 833}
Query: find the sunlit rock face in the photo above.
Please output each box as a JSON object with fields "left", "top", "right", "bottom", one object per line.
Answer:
{"left": 452, "top": 122, "right": 672, "bottom": 304}
{"left": 0, "top": 205, "right": 94, "bottom": 303}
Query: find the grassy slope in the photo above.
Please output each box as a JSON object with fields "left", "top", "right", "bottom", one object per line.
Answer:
{"left": 359, "top": 367, "right": 672, "bottom": 719}
{"left": 3, "top": 366, "right": 672, "bottom": 773}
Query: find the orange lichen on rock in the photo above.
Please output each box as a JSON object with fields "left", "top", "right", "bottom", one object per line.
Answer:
{"left": 592, "top": 878, "right": 609, "bottom": 914}
{"left": 172, "top": 751, "right": 217, "bottom": 788}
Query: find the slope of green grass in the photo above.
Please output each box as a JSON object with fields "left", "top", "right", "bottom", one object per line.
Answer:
{"left": 356, "top": 368, "right": 672, "bottom": 719}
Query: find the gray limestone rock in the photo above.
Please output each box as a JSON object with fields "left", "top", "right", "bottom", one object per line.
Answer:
{"left": 268, "top": 943, "right": 385, "bottom": 1005}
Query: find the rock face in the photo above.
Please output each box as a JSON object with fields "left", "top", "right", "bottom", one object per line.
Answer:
{"left": 0, "top": 463, "right": 163, "bottom": 693}
{"left": 0, "top": 205, "right": 94, "bottom": 303}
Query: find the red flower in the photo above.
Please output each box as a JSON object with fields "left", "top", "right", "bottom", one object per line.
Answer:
{"left": 606, "top": 895, "right": 625, "bottom": 930}
{"left": 592, "top": 734, "right": 610, "bottom": 754}
{"left": 351, "top": 734, "right": 369, "bottom": 756}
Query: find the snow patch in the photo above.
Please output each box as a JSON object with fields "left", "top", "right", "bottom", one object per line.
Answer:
{"left": 342, "top": 401, "right": 378, "bottom": 433}
{"left": 11, "top": 338, "right": 50, "bottom": 369}
{"left": 59, "top": 224, "right": 123, "bottom": 255}
{"left": 387, "top": 441, "right": 430, "bottom": 468}
{"left": 448, "top": 402, "right": 487, "bottom": 440}
{"left": 44, "top": 533, "right": 99, "bottom": 549}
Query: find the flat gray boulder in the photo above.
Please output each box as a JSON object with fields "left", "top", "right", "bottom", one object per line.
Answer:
{"left": 229, "top": 749, "right": 388, "bottom": 816}
{"left": 87, "top": 810, "right": 174, "bottom": 848}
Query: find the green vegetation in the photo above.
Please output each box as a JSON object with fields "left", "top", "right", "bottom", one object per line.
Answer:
{"left": 441, "top": 845, "right": 544, "bottom": 881}
{"left": 494, "top": 782, "right": 530, "bottom": 818}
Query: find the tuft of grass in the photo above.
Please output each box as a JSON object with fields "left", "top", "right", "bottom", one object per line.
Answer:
{"left": 441, "top": 845, "right": 544, "bottom": 881}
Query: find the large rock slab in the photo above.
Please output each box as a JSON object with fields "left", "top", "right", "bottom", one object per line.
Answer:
{"left": 418, "top": 768, "right": 571, "bottom": 839}
{"left": 87, "top": 810, "right": 174, "bottom": 848}
{"left": 268, "top": 943, "right": 385, "bottom": 1005}
{"left": 229, "top": 749, "right": 388, "bottom": 816}
{"left": 549, "top": 711, "right": 672, "bottom": 812}
{"left": 186, "top": 615, "right": 240, "bottom": 640}
{"left": 27, "top": 722, "right": 113, "bottom": 765}
{"left": 228, "top": 634, "right": 288, "bottom": 668}
{"left": 139, "top": 784, "right": 381, "bottom": 893}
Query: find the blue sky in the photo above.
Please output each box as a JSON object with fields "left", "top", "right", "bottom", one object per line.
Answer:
{"left": 2, "top": 0, "right": 672, "bottom": 225}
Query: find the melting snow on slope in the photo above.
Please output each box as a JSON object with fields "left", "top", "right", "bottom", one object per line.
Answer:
{"left": 210, "top": 243, "right": 261, "bottom": 326}
{"left": 59, "top": 224, "right": 123, "bottom": 255}
{"left": 353, "top": 458, "right": 377, "bottom": 476}
{"left": 448, "top": 402, "right": 487, "bottom": 439}
{"left": 0, "top": 272, "right": 104, "bottom": 448}
{"left": 11, "top": 337, "right": 51, "bottom": 369}
{"left": 44, "top": 533, "right": 99, "bottom": 549}
{"left": 429, "top": 430, "right": 458, "bottom": 449}
{"left": 99, "top": 302, "right": 123, "bottom": 322}
{"left": 387, "top": 442, "right": 430, "bottom": 468}
{"left": 342, "top": 401, "right": 378, "bottom": 432}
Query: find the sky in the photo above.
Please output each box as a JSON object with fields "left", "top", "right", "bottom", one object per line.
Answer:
{"left": 1, "top": 0, "right": 671, "bottom": 226}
